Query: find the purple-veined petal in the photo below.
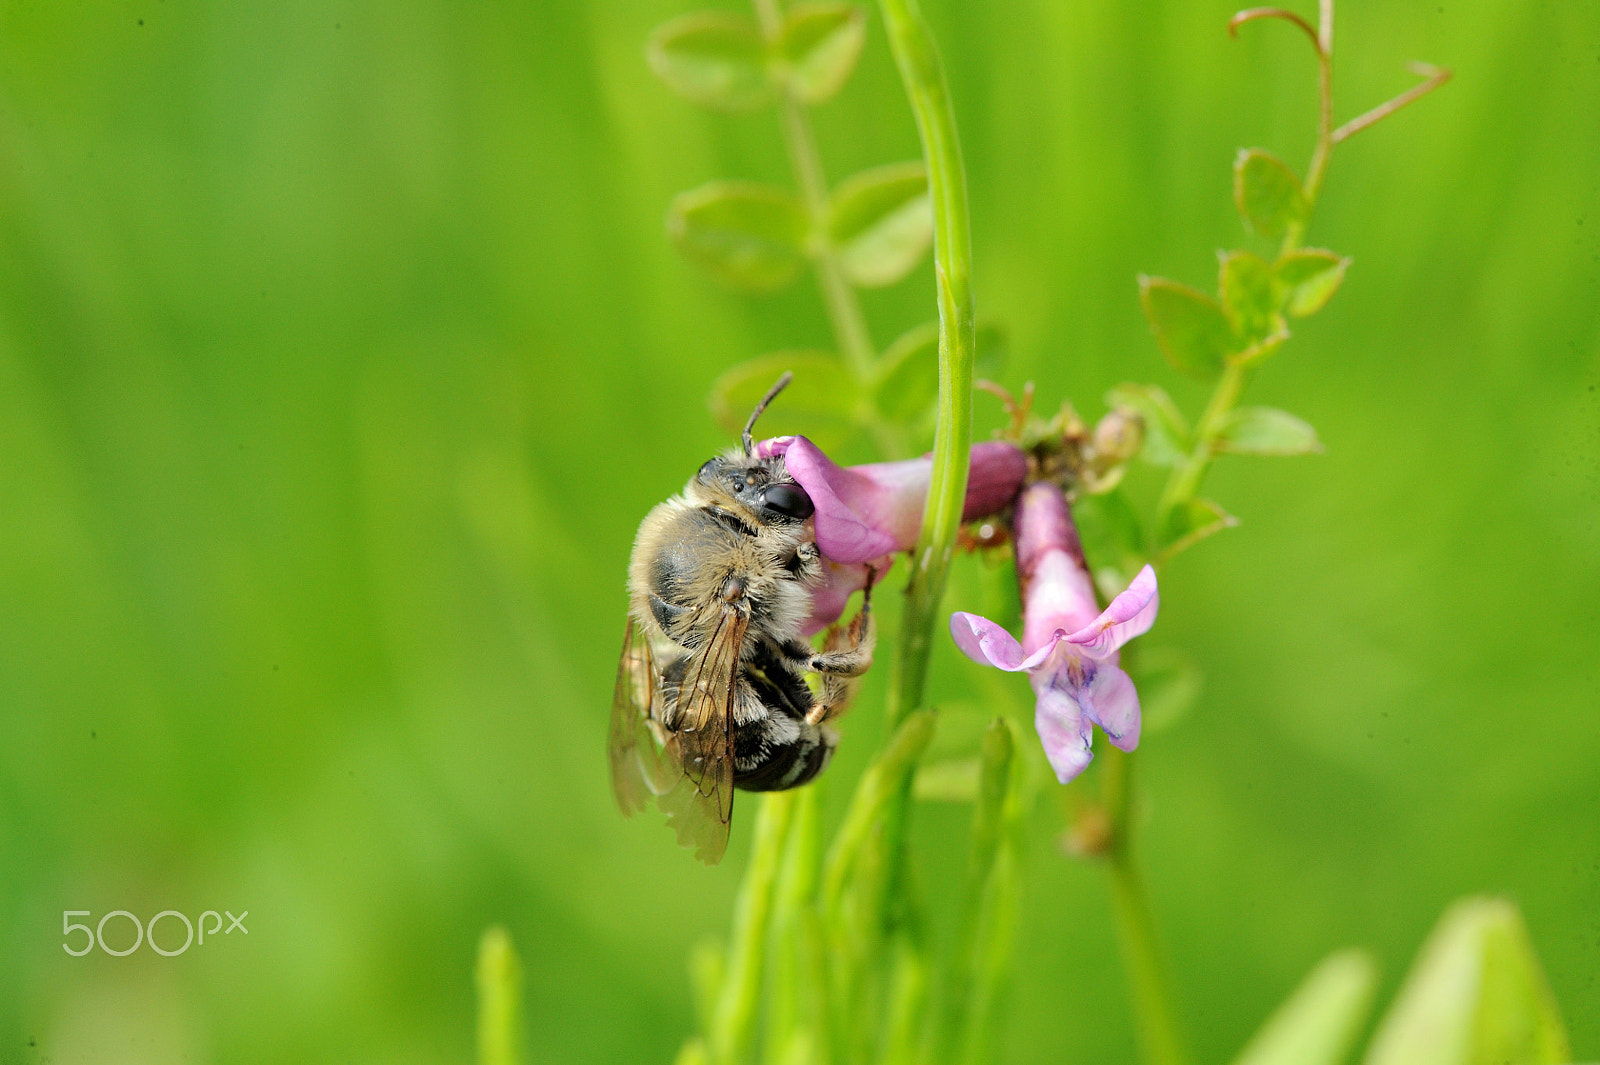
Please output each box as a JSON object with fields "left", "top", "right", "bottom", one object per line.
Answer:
{"left": 773, "top": 436, "right": 1028, "bottom": 566}
{"left": 950, "top": 611, "right": 1060, "bottom": 673}
{"left": 1078, "top": 662, "right": 1141, "bottom": 751}
{"left": 1032, "top": 675, "right": 1095, "bottom": 784}
{"left": 1065, "top": 565, "right": 1159, "bottom": 659}
{"left": 782, "top": 436, "right": 903, "bottom": 564}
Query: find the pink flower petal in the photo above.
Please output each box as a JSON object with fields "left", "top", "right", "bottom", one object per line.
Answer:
{"left": 1079, "top": 663, "right": 1141, "bottom": 751}
{"left": 1065, "top": 565, "right": 1159, "bottom": 659}
{"left": 1032, "top": 679, "right": 1095, "bottom": 784}
{"left": 754, "top": 435, "right": 795, "bottom": 459}
{"left": 781, "top": 436, "right": 903, "bottom": 564}
{"left": 1020, "top": 550, "right": 1101, "bottom": 656}
{"left": 950, "top": 611, "right": 1059, "bottom": 673}
{"left": 801, "top": 558, "right": 883, "bottom": 636}
{"left": 776, "top": 436, "right": 1028, "bottom": 566}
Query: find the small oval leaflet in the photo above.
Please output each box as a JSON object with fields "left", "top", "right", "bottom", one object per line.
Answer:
{"left": 1213, "top": 406, "right": 1323, "bottom": 457}
{"left": 1219, "top": 249, "right": 1279, "bottom": 338}
{"left": 1138, "top": 276, "right": 1234, "bottom": 379}
{"left": 1234, "top": 148, "right": 1308, "bottom": 240}
{"left": 781, "top": 2, "right": 867, "bottom": 105}
{"left": 647, "top": 11, "right": 772, "bottom": 112}
{"left": 667, "top": 182, "right": 809, "bottom": 291}
{"left": 1275, "top": 248, "right": 1349, "bottom": 317}
{"left": 828, "top": 161, "right": 933, "bottom": 287}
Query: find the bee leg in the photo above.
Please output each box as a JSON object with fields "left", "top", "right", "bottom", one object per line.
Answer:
{"left": 804, "top": 578, "right": 875, "bottom": 725}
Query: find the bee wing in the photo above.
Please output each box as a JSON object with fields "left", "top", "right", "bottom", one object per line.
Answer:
{"left": 608, "top": 617, "right": 679, "bottom": 816}
{"left": 657, "top": 607, "right": 746, "bottom": 865}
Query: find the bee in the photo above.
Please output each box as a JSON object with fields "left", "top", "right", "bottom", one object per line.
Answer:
{"left": 609, "top": 373, "right": 874, "bottom": 864}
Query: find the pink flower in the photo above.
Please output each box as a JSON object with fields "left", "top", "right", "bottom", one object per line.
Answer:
{"left": 949, "top": 482, "right": 1159, "bottom": 784}
{"left": 760, "top": 435, "right": 1028, "bottom": 633}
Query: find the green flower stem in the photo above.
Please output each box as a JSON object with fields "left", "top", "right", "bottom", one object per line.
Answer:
{"left": 710, "top": 791, "right": 798, "bottom": 1065}
{"left": 1102, "top": 748, "right": 1188, "bottom": 1065}
{"left": 1154, "top": 358, "right": 1247, "bottom": 531}
{"left": 475, "top": 927, "right": 524, "bottom": 1065}
{"left": 876, "top": 0, "right": 976, "bottom": 729}
{"left": 812, "top": 6, "right": 976, "bottom": 1055}
{"left": 751, "top": 0, "right": 877, "bottom": 381}
{"left": 1283, "top": 0, "right": 1335, "bottom": 253}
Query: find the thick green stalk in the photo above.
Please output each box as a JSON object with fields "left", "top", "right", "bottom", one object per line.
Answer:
{"left": 876, "top": 0, "right": 976, "bottom": 729}
{"left": 826, "top": 7, "right": 974, "bottom": 1057}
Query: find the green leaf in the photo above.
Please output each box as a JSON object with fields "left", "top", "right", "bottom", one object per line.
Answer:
{"left": 647, "top": 12, "right": 772, "bottom": 112}
{"left": 1138, "top": 276, "right": 1234, "bottom": 379}
{"left": 1219, "top": 249, "right": 1279, "bottom": 338}
{"left": 708, "top": 351, "right": 860, "bottom": 451}
{"left": 1214, "top": 407, "right": 1323, "bottom": 456}
{"left": 1275, "top": 248, "right": 1349, "bottom": 317}
{"left": 1230, "top": 950, "right": 1377, "bottom": 1065}
{"left": 667, "top": 182, "right": 809, "bottom": 291}
{"left": 1106, "top": 382, "right": 1191, "bottom": 467}
{"left": 1132, "top": 645, "right": 1202, "bottom": 735}
{"left": 1365, "top": 898, "right": 1570, "bottom": 1065}
{"left": 1234, "top": 148, "right": 1309, "bottom": 240}
{"left": 1159, "top": 497, "right": 1238, "bottom": 560}
{"left": 780, "top": 2, "right": 867, "bottom": 105}
{"left": 828, "top": 161, "right": 933, "bottom": 287}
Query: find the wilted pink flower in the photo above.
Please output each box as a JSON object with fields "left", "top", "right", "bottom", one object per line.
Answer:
{"left": 949, "top": 482, "right": 1158, "bottom": 783}
{"left": 760, "top": 435, "right": 1028, "bottom": 633}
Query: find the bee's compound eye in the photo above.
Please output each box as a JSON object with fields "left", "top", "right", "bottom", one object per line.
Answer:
{"left": 697, "top": 459, "right": 719, "bottom": 481}
{"left": 761, "top": 482, "right": 814, "bottom": 519}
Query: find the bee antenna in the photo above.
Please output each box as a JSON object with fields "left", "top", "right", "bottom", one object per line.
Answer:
{"left": 742, "top": 371, "right": 793, "bottom": 456}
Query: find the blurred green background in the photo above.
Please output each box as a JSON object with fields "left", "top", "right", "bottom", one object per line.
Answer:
{"left": 2, "top": 0, "right": 1596, "bottom": 1062}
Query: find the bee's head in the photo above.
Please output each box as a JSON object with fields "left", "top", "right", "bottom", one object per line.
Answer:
{"left": 692, "top": 454, "right": 815, "bottom": 525}
{"left": 684, "top": 369, "right": 812, "bottom": 524}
